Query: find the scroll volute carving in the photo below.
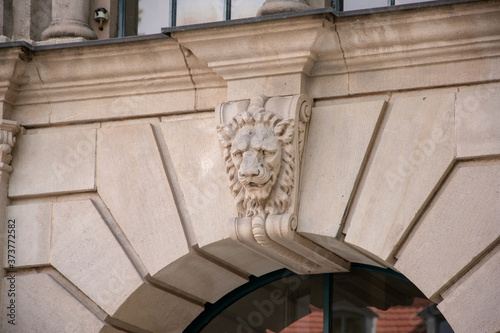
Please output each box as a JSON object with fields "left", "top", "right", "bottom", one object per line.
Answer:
{"left": 216, "top": 95, "right": 348, "bottom": 274}
{"left": 0, "top": 120, "right": 20, "bottom": 173}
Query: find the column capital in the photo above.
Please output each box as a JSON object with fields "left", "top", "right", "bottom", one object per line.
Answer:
{"left": 0, "top": 119, "right": 20, "bottom": 172}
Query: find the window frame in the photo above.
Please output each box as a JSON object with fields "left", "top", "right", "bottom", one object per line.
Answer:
{"left": 183, "top": 264, "right": 421, "bottom": 333}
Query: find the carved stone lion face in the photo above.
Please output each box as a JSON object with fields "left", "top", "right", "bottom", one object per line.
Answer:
{"left": 230, "top": 125, "right": 282, "bottom": 202}
{"left": 218, "top": 96, "right": 295, "bottom": 217}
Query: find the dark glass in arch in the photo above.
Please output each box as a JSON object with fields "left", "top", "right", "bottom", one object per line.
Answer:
{"left": 185, "top": 264, "right": 451, "bottom": 333}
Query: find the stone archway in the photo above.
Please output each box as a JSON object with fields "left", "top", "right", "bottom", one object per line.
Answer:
{"left": 5, "top": 85, "right": 500, "bottom": 332}
{"left": 1, "top": 2, "right": 500, "bottom": 332}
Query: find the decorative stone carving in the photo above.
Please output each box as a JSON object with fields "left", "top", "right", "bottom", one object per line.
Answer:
{"left": 217, "top": 95, "right": 349, "bottom": 274}
{"left": 0, "top": 119, "right": 20, "bottom": 173}
{"left": 217, "top": 95, "right": 296, "bottom": 217}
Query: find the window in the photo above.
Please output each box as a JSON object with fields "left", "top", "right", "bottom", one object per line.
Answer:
{"left": 119, "top": 1, "right": 464, "bottom": 37}
{"left": 118, "top": 0, "right": 265, "bottom": 37}
{"left": 185, "top": 264, "right": 453, "bottom": 333}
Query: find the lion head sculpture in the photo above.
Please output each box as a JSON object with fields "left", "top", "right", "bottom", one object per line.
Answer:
{"left": 217, "top": 96, "right": 295, "bottom": 217}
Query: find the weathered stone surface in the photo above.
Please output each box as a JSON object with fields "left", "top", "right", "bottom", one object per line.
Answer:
{"left": 173, "top": 16, "right": 340, "bottom": 101}
{"left": 298, "top": 99, "right": 386, "bottom": 262}
{"left": 439, "top": 244, "right": 500, "bottom": 333}
{"left": 201, "top": 238, "right": 283, "bottom": 276}
{"left": 101, "top": 116, "right": 160, "bottom": 128}
{"left": 153, "top": 252, "right": 247, "bottom": 303}
{"left": 99, "top": 326, "right": 128, "bottom": 333}
{"left": 96, "top": 123, "right": 189, "bottom": 277}
{"left": 12, "top": 39, "right": 202, "bottom": 126}
{"left": 113, "top": 283, "right": 203, "bottom": 333}
{"left": 47, "top": 90, "right": 195, "bottom": 124}
{"left": 1, "top": 273, "right": 105, "bottom": 332}
{"left": 160, "top": 115, "right": 235, "bottom": 247}
{"left": 159, "top": 115, "right": 282, "bottom": 275}
{"left": 52, "top": 200, "right": 143, "bottom": 315}
{"left": 344, "top": 91, "right": 456, "bottom": 261}
{"left": 5, "top": 203, "right": 52, "bottom": 268}
{"left": 9, "top": 129, "right": 96, "bottom": 197}
{"left": 456, "top": 82, "right": 500, "bottom": 158}
{"left": 395, "top": 160, "right": 500, "bottom": 299}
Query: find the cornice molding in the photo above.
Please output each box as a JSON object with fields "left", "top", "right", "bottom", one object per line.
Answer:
{"left": 173, "top": 0, "right": 500, "bottom": 99}
{"left": 11, "top": 39, "right": 226, "bottom": 125}
{"left": 173, "top": 16, "right": 339, "bottom": 100}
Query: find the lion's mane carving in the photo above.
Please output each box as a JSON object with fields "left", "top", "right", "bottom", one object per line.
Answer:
{"left": 217, "top": 96, "right": 295, "bottom": 217}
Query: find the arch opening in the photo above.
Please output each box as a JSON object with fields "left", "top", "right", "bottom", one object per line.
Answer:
{"left": 185, "top": 264, "right": 454, "bottom": 333}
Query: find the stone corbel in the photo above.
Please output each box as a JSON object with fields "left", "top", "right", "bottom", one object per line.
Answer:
{"left": 0, "top": 120, "right": 20, "bottom": 173}
{"left": 217, "top": 94, "right": 349, "bottom": 274}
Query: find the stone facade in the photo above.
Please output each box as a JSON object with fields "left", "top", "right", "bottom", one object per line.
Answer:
{"left": 1, "top": 1, "right": 500, "bottom": 332}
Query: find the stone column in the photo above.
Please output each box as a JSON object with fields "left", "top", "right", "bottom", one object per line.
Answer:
{"left": 257, "top": 0, "right": 311, "bottom": 16}
{"left": 0, "top": 120, "right": 20, "bottom": 280}
{"left": 41, "top": 0, "right": 97, "bottom": 40}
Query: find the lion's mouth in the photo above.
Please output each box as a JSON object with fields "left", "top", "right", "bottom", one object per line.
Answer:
{"left": 247, "top": 174, "right": 273, "bottom": 189}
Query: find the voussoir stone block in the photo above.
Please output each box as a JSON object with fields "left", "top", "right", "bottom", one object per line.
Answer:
{"left": 9, "top": 129, "right": 96, "bottom": 197}
{"left": 438, "top": 244, "right": 500, "bottom": 333}
{"left": 5, "top": 203, "right": 52, "bottom": 268}
{"left": 96, "top": 123, "right": 190, "bottom": 277}
{"left": 1, "top": 273, "right": 105, "bottom": 332}
{"left": 52, "top": 200, "right": 143, "bottom": 315}
{"left": 298, "top": 98, "right": 386, "bottom": 264}
{"left": 344, "top": 91, "right": 456, "bottom": 261}
{"left": 395, "top": 160, "right": 500, "bottom": 299}
{"left": 159, "top": 115, "right": 236, "bottom": 248}
{"left": 159, "top": 115, "right": 283, "bottom": 276}
{"left": 153, "top": 252, "right": 247, "bottom": 303}
{"left": 456, "top": 82, "right": 500, "bottom": 158}
{"left": 113, "top": 283, "right": 203, "bottom": 333}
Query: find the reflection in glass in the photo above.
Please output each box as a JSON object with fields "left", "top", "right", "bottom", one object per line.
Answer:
{"left": 176, "top": 0, "right": 225, "bottom": 26}
{"left": 343, "top": 0, "right": 388, "bottom": 11}
{"left": 196, "top": 266, "right": 450, "bottom": 333}
{"left": 231, "top": 0, "right": 266, "bottom": 19}
{"left": 137, "top": 0, "right": 170, "bottom": 35}
{"left": 201, "top": 275, "right": 324, "bottom": 333}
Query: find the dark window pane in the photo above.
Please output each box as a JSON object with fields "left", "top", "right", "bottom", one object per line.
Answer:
{"left": 201, "top": 275, "right": 324, "bottom": 333}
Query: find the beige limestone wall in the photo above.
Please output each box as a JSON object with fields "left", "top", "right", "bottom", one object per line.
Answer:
{"left": 1, "top": 2, "right": 500, "bottom": 332}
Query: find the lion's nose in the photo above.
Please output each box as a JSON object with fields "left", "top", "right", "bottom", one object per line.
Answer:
{"left": 239, "top": 168, "right": 260, "bottom": 178}
{"left": 239, "top": 154, "right": 261, "bottom": 178}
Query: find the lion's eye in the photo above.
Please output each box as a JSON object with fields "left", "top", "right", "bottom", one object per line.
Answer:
{"left": 263, "top": 150, "right": 274, "bottom": 156}
{"left": 232, "top": 152, "right": 242, "bottom": 158}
